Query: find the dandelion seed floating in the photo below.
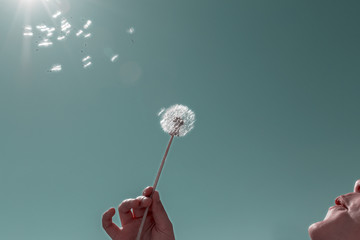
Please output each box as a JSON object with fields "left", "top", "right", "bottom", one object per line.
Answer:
{"left": 49, "top": 64, "right": 62, "bottom": 72}
{"left": 83, "top": 20, "right": 92, "bottom": 29}
{"left": 83, "top": 33, "right": 91, "bottom": 38}
{"left": 157, "top": 107, "right": 165, "bottom": 116}
{"left": 127, "top": 27, "right": 135, "bottom": 34}
{"left": 110, "top": 54, "right": 119, "bottom": 62}
{"left": 136, "top": 104, "right": 195, "bottom": 240}
{"left": 52, "top": 11, "right": 62, "bottom": 19}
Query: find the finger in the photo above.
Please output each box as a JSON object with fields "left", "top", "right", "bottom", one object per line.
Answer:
{"left": 143, "top": 186, "right": 153, "bottom": 197}
{"left": 151, "top": 191, "right": 173, "bottom": 231}
{"left": 132, "top": 196, "right": 152, "bottom": 218}
{"left": 118, "top": 198, "right": 141, "bottom": 226}
{"left": 354, "top": 179, "right": 360, "bottom": 193}
{"left": 102, "top": 208, "right": 121, "bottom": 239}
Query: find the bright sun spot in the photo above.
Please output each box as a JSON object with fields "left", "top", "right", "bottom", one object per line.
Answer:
{"left": 22, "top": 0, "right": 47, "bottom": 4}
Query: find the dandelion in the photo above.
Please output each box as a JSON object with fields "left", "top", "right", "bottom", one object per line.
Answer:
{"left": 136, "top": 104, "right": 195, "bottom": 240}
{"left": 160, "top": 104, "right": 195, "bottom": 137}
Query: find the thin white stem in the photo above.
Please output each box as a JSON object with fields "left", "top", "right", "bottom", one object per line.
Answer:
{"left": 136, "top": 134, "right": 175, "bottom": 240}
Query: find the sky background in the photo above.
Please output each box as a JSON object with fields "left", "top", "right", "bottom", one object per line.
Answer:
{"left": 1, "top": 0, "right": 360, "bottom": 239}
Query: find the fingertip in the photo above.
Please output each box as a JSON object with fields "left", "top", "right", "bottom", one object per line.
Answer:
{"left": 110, "top": 207, "right": 116, "bottom": 212}
{"left": 354, "top": 179, "right": 360, "bottom": 193}
{"left": 105, "top": 207, "right": 115, "bottom": 216}
{"left": 102, "top": 207, "right": 116, "bottom": 224}
{"left": 143, "top": 186, "right": 153, "bottom": 196}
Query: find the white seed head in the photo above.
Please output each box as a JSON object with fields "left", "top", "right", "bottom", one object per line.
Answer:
{"left": 159, "top": 104, "right": 195, "bottom": 137}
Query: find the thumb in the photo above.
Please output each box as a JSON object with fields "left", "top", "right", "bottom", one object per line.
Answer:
{"left": 151, "top": 191, "right": 173, "bottom": 230}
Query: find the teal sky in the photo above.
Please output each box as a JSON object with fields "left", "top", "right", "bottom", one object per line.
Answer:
{"left": 1, "top": 0, "right": 360, "bottom": 239}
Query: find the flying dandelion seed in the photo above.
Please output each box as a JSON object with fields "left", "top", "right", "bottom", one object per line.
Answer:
{"left": 23, "top": 32, "right": 33, "bottom": 36}
{"left": 127, "top": 27, "right": 135, "bottom": 34}
{"left": 23, "top": 25, "right": 33, "bottom": 37}
{"left": 76, "top": 30, "right": 83, "bottom": 36}
{"left": 158, "top": 108, "right": 165, "bottom": 116}
{"left": 136, "top": 104, "right": 195, "bottom": 240}
{"left": 61, "top": 24, "right": 71, "bottom": 32}
{"left": 111, "top": 54, "right": 119, "bottom": 62}
{"left": 57, "top": 36, "right": 65, "bottom": 41}
{"left": 36, "top": 24, "right": 51, "bottom": 33}
{"left": 83, "top": 62, "right": 92, "bottom": 68}
{"left": 36, "top": 24, "right": 47, "bottom": 30}
{"left": 38, "top": 40, "right": 53, "bottom": 47}
{"left": 83, "top": 20, "right": 92, "bottom": 29}
{"left": 83, "top": 33, "right": 91, "bottom": 38}
{"left": 61, "top": 19, "right": 71, "bottom": 32}
{"left": 82, "top": 56, "right": 91, "bottom": 62}
{"left": 52, "top": 11, "right": 62, "bottom": 19}
{"left": 49, "top": 64, "right": 62, "bottom": 72}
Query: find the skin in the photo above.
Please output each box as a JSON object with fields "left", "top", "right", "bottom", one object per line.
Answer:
{"left": 102, "top": 186, "right": 175, "bottom": 240}
{"left": 309, "top": 179, "right": 360, "bottom": 240}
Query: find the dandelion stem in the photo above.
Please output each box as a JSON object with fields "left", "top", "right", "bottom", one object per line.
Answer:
{"left": 136, "top": 134, "right": 175, "bottom": 240}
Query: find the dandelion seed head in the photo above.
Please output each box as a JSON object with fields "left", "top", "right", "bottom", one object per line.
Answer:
{"left": 160, "top": 104, "right": 195, "bottom": 137}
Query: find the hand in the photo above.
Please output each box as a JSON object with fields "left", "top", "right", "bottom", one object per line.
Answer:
{"left": 102, "top": 187, "right": 175, "bottom": 240}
